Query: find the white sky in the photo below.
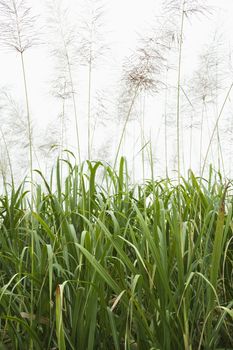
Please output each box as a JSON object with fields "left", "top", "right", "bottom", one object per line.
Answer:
{"left": 0, "top": 0, "right": 233, "bottom": 179}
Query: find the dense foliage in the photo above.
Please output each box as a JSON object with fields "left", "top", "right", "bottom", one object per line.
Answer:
{"left": 0, "top": 157, "right": 232, "bottom": 349}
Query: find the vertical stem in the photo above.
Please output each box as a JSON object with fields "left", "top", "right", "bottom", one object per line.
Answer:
{"left": 205, "top": 103, "right": 214, "bottom": 165}
{"left": 87, "top": 25, "right": 93, "bottom": 161}
{"left": 60, "top": 96, "right": 66, "bottom": 183}
{"left": 176, "top": 4, "right": 185, "bottom": 299}
{"left": 215, "top": 62, "right": 221, "bottom": 172}
{"left": 199, "top": 101, "right": 205, "bottom": 175}
{"left": 55, "top": 1, "right": 81, "bottom": 164}
{"left": 229, "top": 114, "right": 233, "bottom": 177}
{"left": 20, "top": 54, "right": 33, "bottom": 202}
{"left": 164, "top": 68, "right": 169, "bottom": 178}
{"left": 189, "top": 113, "right": 193, "bottom": 170}
{"left": 217, "top": 124, "right": 220, "bottom": 170}
{"left": 90, "top": 104, "right": 98, "bottom": 152}
{"left": 12, "top": 1, "right": 33, "bottom": 192}
{"left": 217, "top": 122, "right": 225, "bottom": 177}
{"left": 132, "top": 119, "right": 136, "bottom": 182}
{"left": 214, "top": 62, "right": 225, "bottom": 176}
{"left": 114, "top": 85, "right": 139, "bottom": 170}
{"left": 0, "top": 127, "right": 14, "bottom": 185}
{"left": 181, "top": 107, "right": 185, "bottom": 175}
{"left": 13, "top": 3, "right": 35, "bottom": 340}
{"left": 67, "top": 59, "right": 81, "bottom": 165}
{"left": 177, "top": 2, "right": 185, "bottom": 184}
{"left": 202, "top": 82, "right": 233, "bottom": 176}
{"left": 60, "top": 99, "right": 65, "bottom": 159}
{"left": 87, "top": 57, "right": 92, "bottom": 160}
{"left": 20, "top": 51, "right": 34, "bottom": 350}
{"left": 141, "top": 93, "right": 146, "bottom": 182}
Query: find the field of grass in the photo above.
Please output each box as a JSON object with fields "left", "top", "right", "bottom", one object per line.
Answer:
{"left": 1, "top": 0, "right": 233, "bottom": 349}
{"left": 0, "top": 157, "right": 233, "bottom": 349}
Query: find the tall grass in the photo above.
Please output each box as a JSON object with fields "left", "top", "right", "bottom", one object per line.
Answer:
{"left": 48, "top": 0, "right": 82, "bottom": 164}
{"left": 0, "top": 1, "right": 233, "bottom": 349}
{"left": 0, "top": 158, "right": 233, "bottom": 349}
{"left": 77, "top": 0, "right": 108, "bottom": 160}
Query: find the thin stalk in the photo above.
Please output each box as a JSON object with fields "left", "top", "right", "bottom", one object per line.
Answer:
{"left": 14, "top": 4, "right": 35, "bottom": 341}
{"left": 189, "top": 114, "right": 193, "bottom": 170}
{"left": 59, "top": 97, "right": 66, "bottom": 184}
{"left": 181, "top": 108, "right": 185, "bottom": 175}
{"left": 20, "top": 48, "right": 35, "bottom": 350}
{"left": 87, "top": 48, "right": 93, "bottom": 160}
{"left": 214, "top": 104, "right": 226, "bottom": 177}
{"left": 132, "top": 120, "right": 136, "bottom": 182}
{"left": 20, "top": 55, "right": 33, "bottom": 203}
{"left": 67, "top": 56, "right": 81, "bottom": 165}
{"left": 205, "top": 102, "right": 215, "bottom": 166}
{"left": 0, "top": 126, "right": 14, "bottom": 185}
{"left": 217, "top": 122, "right": 221, "bottom": 171}
{"left": 53, "top": 0, "right": 81, "bottom": 164}
{"left": 0, "top": 167, "right": 7, "bottom": 192}
{"left": 11, "top": 0, "right": 33, "bottom": 199}
{"left": 164, "top": 68, "right": 169, "bottom": 178}
{"left": 199, "top": 101, "right": 205, "bottom": 175}
{"left": 202, "top": 82, "right": 233, "bottom": 176}
{"left": 141, "top": 92, "right": 146, "bottom": 182}
{"left": 176, "top": 1, "right": 185, "bottom": 184}
{"left": 217, "top": 124, "right": 226, "bottom": 177}
{"left": 90, "top": 107, "right": 98, "bottom": 153}
{"left": 114, "top": 85, "right": 139, "bottom": 170}
{"left": 60, "top": 99, "right": 65, "bottom": 160}
{"left": 181, "top": 86, "right": 195, "bottom": 171}
{"left": 215, "top": 62, "right": 221, "bottom": 172}
{"left": 214, "top": 63, "right": 225, "bottom": 176}
{"left": 229, "top": 114, "right": 233, "bottom": 176}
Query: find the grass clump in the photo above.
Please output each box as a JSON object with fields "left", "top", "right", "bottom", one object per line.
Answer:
{"left": 0, "top": 157, "right": 232, "bottom": 349}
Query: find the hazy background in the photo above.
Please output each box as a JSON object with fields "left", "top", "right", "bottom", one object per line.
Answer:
{"left": 0, "top": 0, "right": 233, "bottom": 182}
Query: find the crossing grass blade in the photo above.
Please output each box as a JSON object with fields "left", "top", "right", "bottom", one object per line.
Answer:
{"left": 56, "top": 284, "right": 67, "bottom": 350}
{"left": 0, "top": 158, "right": 233, "bottom": 348}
